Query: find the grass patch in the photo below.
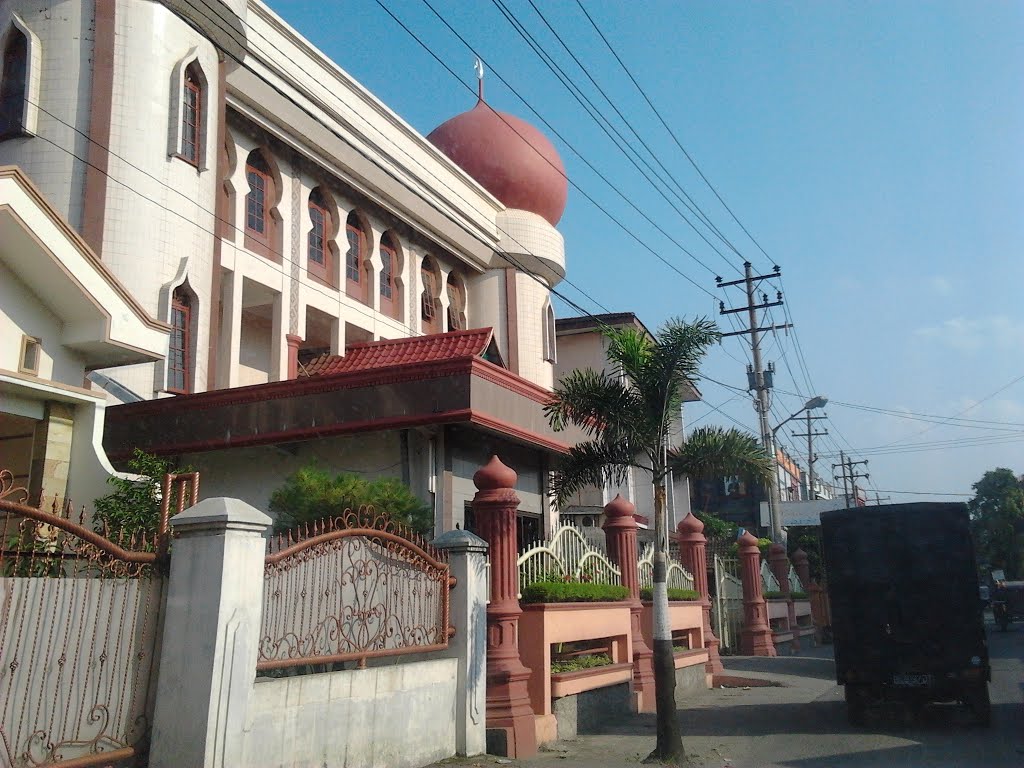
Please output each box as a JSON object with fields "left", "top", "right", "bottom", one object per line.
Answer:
{"left": 550, "top": 653, "right": 613, "bottom": 674}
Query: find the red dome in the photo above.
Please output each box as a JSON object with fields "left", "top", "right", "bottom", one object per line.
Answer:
{"left": 428, "top": 100, "right": 568, "bottom": 226}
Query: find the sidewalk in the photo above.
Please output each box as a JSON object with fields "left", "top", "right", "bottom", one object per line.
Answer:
{"left": 430, "top": 646, "right": 841, "bottom": 768}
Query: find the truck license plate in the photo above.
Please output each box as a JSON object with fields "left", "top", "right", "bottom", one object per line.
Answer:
{"left": 893, "top": 674, "right": 932, "bottom": 687}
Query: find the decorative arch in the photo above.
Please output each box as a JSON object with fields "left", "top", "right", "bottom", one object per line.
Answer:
{"left": 217, "top": 127, "right": 237, "bottom": 239}
{"left": 159, "top": 268, "right": 199, "bottom": 394}
{"left": 542, "top": 300, "right": 557, "bottom": 363}
{"left": 446, "top": 271, "right": 466, "bottom": 332}
{"left": 243, "top": 146, "right": 283, "bottom": 262}
{"left": 0, "top": 16, "right": 40, "bottom": 138}
{"left": 167, "top": 50, "right": 210, "bottom": 168}
{"left": 379, "top": 230, "right": 404, "bottom": 322}
{"left": 420, "top": 256, "right": 442, "bottom": 334}
{"left": 307, "top": 186, "right": 339, "bottom": 285}
{"left": 344, "top": 209, "right": 373, "bottom": 304}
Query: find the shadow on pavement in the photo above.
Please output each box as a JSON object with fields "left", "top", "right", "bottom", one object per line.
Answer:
{"left": 720, "top": 655, "right": 837, "bottom": 681}
{"left": 594, "top": 700, "right": 1019, "bottom": 739}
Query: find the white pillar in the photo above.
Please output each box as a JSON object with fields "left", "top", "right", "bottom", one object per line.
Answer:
{"left": 149, "top": 497, "right": 271, "bottom": 768}
{"left": 219, "top": 269, "right": 243, "bottom": 388}
{"left": 432, "top": 529, "right": 488, "bottom": 757}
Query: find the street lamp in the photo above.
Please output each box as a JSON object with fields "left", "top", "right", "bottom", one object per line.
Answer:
{"left": 767, "top": 395, "right": 828, "bottom": 544}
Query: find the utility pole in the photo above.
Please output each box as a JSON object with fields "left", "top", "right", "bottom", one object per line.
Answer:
{"left": 874, "top": 492, "right": 891, "bottom": 506}
{"left": 833, "top": 452, "right": 868, "bottom": 508}
{"left": 792, "top": 411, "right": 828, "bottom": 500}
{"left": 717, "top": 263, "right": 792, "bottom": 542}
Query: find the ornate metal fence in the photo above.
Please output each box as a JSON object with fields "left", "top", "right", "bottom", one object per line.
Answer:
{"left": 713, "top": 555, "right": 744, "bottom": 653}
{"left": 0, "top": 470, "right": 187, "bottom": 768}
{"left": 788, "top": 566, "right": 804, "bottom": 594}
{"left": 257, "top": 508, "right": 454, "bottom": 671}
{"left": 516, "top": 523, "right": 621, "bottom": 589}
{"left": 761, "top": 559, "right": 781, "bottom": 593}
{"left": 637, "top": 543, "right": 695, "bottom": 592}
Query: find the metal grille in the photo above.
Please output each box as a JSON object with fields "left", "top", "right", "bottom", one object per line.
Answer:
{"left": 637, "top": 543, "right": 695, "bottom": 591}
{"left": 517, "top": 523, "right": 621, "bottom": 589}
{"left": 0, "top": 471, "right": 173, "bottom": 768}
{"left": 713, "top": 555, "right": 744, "bottom": 653}
{"left": 761, "top": 559, "right": 781, "bottom": 593}
{"left": 258, "top": 508, "right": 454, "bottom": 671}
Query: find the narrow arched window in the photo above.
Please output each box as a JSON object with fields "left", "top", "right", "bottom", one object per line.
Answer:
{"left": 543, "top": 303, "right": 557, "bottom": 363}
{"left": 344, "top": 212, "right": 367, "bottom": 304}
{"left": 446, "top": 273, "right": 464, "bottom": 332}
{"left": 181, "top": 63, "right": 202, "bottom": 164}
{"left": 245, "top": 151, "right": 271, "bottom": 238}
{"left": 168, "top": 289, "right": 191, "bottom": 393}
{"left": 380, "top": 236, "right": 395, "bottom": 301}
{"left": 0, "top": 28, "right": 27, "bottom": 138}
{"left": 421, "top": 257, "right": 438, "bottom": 331}
{"left": 308, "top": 187, "right": 331, "bottom": 281}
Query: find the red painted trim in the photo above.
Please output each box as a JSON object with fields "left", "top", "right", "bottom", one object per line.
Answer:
{"left": 470, "top": 358, "right": 555, "bottom": 405}
{"left": 81, "top": 0, "right": 116, "bottom": 255}
{"left": 468, "top": 411, "right": 570, "bottom": 454}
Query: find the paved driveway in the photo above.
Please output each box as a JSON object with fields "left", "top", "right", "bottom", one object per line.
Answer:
{"left": 433, "top": 620, "right": 1024, "bottom": 767}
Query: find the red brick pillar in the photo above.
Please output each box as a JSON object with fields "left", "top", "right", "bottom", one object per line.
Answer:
{"left": 769, "top": 543, "right": 799, "bottom": 652}
{"left": 792, "top": 548, "right": 811, "bottom": 590}
{"left": 285, "top": 334, "right": 302, "bottom": 379}
{"left": 738, "top": 531, "right": 776, "bottom": 656}
{"left": 676, "top": 513, "right": 724, "bottom": 675}
{"left": 472, "top": 456, "right": 537, "bottom": 758}
{"left": 602, "top": 494, "right": 656, "bottom": 713}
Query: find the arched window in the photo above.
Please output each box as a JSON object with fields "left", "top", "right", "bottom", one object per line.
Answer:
{"left": 543, "top": 303, "right": 557, "bottom": 363}
{"left": 420, "top": 257, "right": 440, "bottom": 333}
{"left": 308, "top": 187, "right": 331, "bottom": 282}
{"left": 446, "top": 273, "right": 465, "bottom": 332}
{"left": 379, "top": 232, "right": 402, "bottom": 321}
{"left": 0, "top": 28, "right": 27, "bottom": 138}
{"left": 168, "top": 289, "right": 192, "bottom": 393}
{"left": 345, "top": 212, "right": 367, "bottom": 301}
{"left": 245, "top": 151, "right": 271, "bottom": 239}
{"left": 180, "top": 63, "right": 203, "bottom": 164}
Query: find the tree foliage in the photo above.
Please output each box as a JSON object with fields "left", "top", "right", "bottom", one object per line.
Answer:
{"left": 268, "top": 464, "right": 433, "bottom": 534}
{"left": 968, "top": 467, "right": 1024, "bottom": 579}
{"left": 545, "top": 316, "right": 720, "bottom": 763}
{"left": 93, "top": 449, "right": 192, "bottom": 540}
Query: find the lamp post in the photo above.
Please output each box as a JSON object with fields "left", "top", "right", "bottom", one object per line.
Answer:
{"left": 767, "top": 395, "right": 828, "bottom": 543}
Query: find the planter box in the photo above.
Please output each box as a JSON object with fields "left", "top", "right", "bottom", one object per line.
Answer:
{"left": 518, "top": 602, "right": 633, "bottom": 730}
{"left": 550, "top": 661, "right": 633, "bottom": 698}
{"left": 672, "top": 648, "right": 708, "bottom": 670}
{"left": 639, "top": 601, "right": 703, "bottom": 651}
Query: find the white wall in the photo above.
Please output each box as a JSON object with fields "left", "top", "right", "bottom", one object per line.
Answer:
{"left": 243, "top": 660, "right": 457, "bottom": 768}
{"left": 185, "top": 432, "right": 403, "bottom": 518}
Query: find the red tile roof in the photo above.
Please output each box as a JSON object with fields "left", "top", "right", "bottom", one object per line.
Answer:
{"left": 300, "top": 327, "right": 499, "bottom": 377}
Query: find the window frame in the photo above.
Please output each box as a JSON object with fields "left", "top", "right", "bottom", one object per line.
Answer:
{"left": 167, "top": 292, "right": 191, "bottom": 394}
{"left": 180, "top": 65, "right": 202, "bottom": 166}
{"left": 244, "top": 158, "right": 270, "bottom": 243}
{"left": 18, "top": 335, "right": 40, "bottom": 375}
{"left": 307, "top": 192, "right": 331, "bottom": 283}
{"left": 446, "top": 276, "right": 463, "bottom": 332}
{"left": 420, "top": 260, "right": 439, "bottom": 331}
{"left": 345, "top": 221, "right": 366, "bottom": 301}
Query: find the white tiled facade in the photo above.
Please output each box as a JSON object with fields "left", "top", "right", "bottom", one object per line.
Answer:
{"left": 0, "top": 0, "right": 566, "bottom": 404}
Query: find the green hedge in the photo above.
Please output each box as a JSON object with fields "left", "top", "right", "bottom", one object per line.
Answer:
{"left": 764, "top": 590, "right": 808, "bottom": 600}
{"left": 520, "top": 581, "right": 629, "bottom": 604}
{"left": 791, "top": 590, "right": 808, "bottom": 600}
{"left": 640, "top": 587, "right": 700, "bottom": 602}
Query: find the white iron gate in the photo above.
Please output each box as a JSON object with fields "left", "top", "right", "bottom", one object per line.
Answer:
{"left": 713, "top": 554, "right": 743, "bottom": 652}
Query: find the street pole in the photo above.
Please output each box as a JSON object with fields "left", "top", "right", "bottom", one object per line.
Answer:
{"left": 792, "top": 411, "right": 827, "bottom": 501}
{"left": 717, "top": 263, "right": 792, "bottom": 544}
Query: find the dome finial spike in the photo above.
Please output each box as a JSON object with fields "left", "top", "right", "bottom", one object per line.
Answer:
{"left": 474, "top": 56, "right": 485, "bottom": 101}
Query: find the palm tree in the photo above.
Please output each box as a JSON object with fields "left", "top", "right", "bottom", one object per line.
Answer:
{"left": 545, "top": 316, "right": 719, "bottom": 764}
{"left": 670, "top": 426, "right": 774, "bottom": 519}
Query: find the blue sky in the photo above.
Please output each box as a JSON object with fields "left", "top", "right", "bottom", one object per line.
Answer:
{"left": 271, "top": 0, "right": 1024, "bottom": 502}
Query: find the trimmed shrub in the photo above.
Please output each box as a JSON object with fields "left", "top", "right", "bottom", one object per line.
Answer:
{"left": 640, "top": 587, "right": 700, "bottom": 602}
{"left": 520, "top": 581, "right": 629, "bottom": 604}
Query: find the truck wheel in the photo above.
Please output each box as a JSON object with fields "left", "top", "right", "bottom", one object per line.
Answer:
{"left": 965, "top": 682, "right": 991, "bottom": 727}
{"left": 845, "top": 684, "right": 867, "bottom": 726}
